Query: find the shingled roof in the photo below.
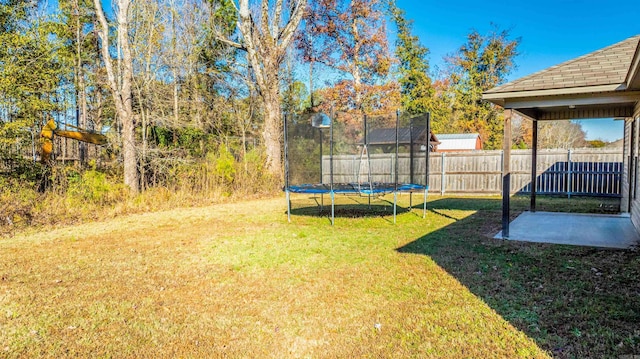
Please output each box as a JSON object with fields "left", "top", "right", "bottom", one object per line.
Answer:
{"left": 483, "top": 34, "right": 640, "bottom": 121}
{"left": 485, "top": 34, "right": 640, "bottom": 95}
{"left": 365, "top": 127, "right": 439, "bottom": 146}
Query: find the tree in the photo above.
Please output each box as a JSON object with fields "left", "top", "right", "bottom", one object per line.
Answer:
{"left": 446, "top": 27, "right": 519, "bottom": 149}
{"left": 281, "top": 60, "right": 309, "bottom": 116}
{"left": 510, "top": 113, "right": 532, "bottom": 149}
{"left": 213, "top": 0, "right": 307, "bottom": 177}
{"left": 94, "top": 0, "right": 139, "bottom": 193}
{"left": 388, "top": 0, "right": 434, "bottom": 116}
{"left": 538, "top": 121, "right": 587, "bottom": 149}
{"left": 509, "top": 115, "right": 588, "bottom": 149}
{"left": 588, "top": 139, "right": 607, "bottom": 148}
{"left": 0, "top": 0, "right": 62, "bottom": 157}
{"left": 56, "top": 0, "right": 101, "bottom": 164}
{"left": 428, "top": 78, "right": 455, "bottom": 134}
{"left": 299, "top": 0, "right": 393, "bottom": 112}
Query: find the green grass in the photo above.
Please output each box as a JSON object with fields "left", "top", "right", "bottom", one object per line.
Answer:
{"left": 0, "top": 194, "right": 638, "bottom": 358}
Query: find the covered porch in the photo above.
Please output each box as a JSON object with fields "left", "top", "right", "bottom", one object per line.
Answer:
{"left": 484, "top": 34, "right": 640, "bottom": 249}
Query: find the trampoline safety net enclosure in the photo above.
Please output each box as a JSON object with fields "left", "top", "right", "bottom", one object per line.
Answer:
{"left": 284, "top": 111, "right": 432, "bottom": 224}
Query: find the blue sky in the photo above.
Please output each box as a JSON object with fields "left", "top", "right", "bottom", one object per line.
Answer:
{"left": 395, "top": 0, "right": 640, "bottom": 141}
{"left": 69, "top": 1, "right": 639, "bottom": 141}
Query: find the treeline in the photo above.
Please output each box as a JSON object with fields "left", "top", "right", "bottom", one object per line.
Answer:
{"left": 0, "top": 0, "right": 595, "bottom": 230}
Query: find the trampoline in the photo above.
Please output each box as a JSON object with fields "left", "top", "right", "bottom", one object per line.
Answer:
{"left": 288, "top": 183, "right": 426, "bottom": 195}
{"left": 284, "top": 110, "right": 433, "bottom": 225}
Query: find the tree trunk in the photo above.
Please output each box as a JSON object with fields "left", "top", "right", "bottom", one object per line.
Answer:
{"left": 351, "top": 19, "right": 363, "bottom": 111}
{"left": 78, "top": 74, "right": 88, "bottom": 163}
{"left": 171, "top": 8, "right": 179, "bottom": 144}
{"left": 121, "top": 105, "right": 137, "bottom": 192}
{"left": 173, "top": 78, "right": 179, "bottom": 145}
{"left": 220, "top": 0, "right": 307, "bottom": 180}
{"left": 74, "top": 0, "right": 87, "bottom": 164}
{"left": 353, "top": 66, "right": 363, "bottom": 111}
{"left": 137, "top": 86, "right": 147, "bottom": 191}
{"left": 94, "top": 0, "right": 139, "bottom": 193}
{"left": 263, "top": 88, "right": 282, "bottom": 177}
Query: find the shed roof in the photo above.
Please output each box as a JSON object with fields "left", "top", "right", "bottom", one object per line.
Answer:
{"left": 436, "top": 133, "right": 480, "bottom": 140}
{"left": 366, "top": 127, "right": 439, "bottom": 145}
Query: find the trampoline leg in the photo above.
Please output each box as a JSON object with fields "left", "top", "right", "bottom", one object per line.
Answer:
{"left": 330, "top": 191, "right": 335, "bottom": 226}
{"left": 410, "top": 192, "right": 413, "bottom": 210}
{"left": 320, "top": 194, "right": 324, "bottom": 212}
{"left": 286, "top": 190, "right": 291, "bottom": 223}
{"left": 393, "top": 192, "right": 397, "bottom": 224}
{"left": 423, "top": 188, "right": 428, "bottom": 219}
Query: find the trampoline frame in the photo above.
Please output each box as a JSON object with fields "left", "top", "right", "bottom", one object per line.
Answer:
{"left": 284, "top": 110, "right": 432, "bottom": 225}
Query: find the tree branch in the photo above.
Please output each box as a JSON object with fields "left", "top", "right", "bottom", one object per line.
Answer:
{"left": 237, "top": 0, "right": 266, "bottom": 91}
{"left": 215, "top": 35, "right": 246, "bottom": 50}
{"left": 93, "top": 0, "right": 120, "bottom": 109}
{"left": 261, "top": 0, "right": 269, "bottom": 39}
{"left": 277, "top": 0, "right": 306, "bottom": 52}
{"left": 273, "top": 0, "right": 283, "bottom": 41}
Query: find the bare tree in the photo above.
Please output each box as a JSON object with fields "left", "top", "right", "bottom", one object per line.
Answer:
{"left": 94, "top": 0, "right": 139, "bottom": 193}
{"left": 130, "top": 0, "right": 163, "bottom": 189}
{"left": 215, "top": 0, "right": 307, "bottom": 177}
{"left": 538, "top": 121, "right": 588, "bottom": 149}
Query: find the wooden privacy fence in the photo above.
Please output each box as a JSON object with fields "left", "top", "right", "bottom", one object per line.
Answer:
{"left": 323, "top": 148, "right": 623, "bottom": 197}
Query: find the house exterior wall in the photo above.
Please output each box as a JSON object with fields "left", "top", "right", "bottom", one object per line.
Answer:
{"left": 436, "top": 138, "right": 481, "bottom": 152}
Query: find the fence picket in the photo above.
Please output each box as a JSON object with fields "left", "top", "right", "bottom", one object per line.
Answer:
{"left": 323, "top": 148, "right": 623, "bottom": 197}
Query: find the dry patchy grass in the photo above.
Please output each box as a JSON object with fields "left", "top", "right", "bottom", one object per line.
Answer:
{"left": 1, "top": 195, "right": 638, "bottom": 358}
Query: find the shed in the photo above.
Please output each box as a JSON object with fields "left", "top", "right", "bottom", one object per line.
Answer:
{"left": 483, "top": 34, "right": 640, "bottom": 246}
{"left": 435, "top": 133, "right": 482, "bottom": 152}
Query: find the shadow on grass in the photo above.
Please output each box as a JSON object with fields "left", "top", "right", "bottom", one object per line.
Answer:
{"left": 288, "top": 194, "right": 414, "bottom": 219}
{"left": 397, "top": 197, "right": 640, "bottom": 359}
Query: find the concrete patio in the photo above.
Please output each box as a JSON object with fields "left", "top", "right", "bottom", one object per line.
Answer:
{"left": 495, "top": 211, "right": 640, "bottom": 249}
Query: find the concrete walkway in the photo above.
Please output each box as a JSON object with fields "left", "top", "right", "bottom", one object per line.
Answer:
{"left": 494, "top": 211, "right": 640, "bottom": 249}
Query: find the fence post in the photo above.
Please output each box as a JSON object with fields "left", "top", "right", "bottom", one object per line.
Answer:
{"left": 567, "top": 149, "right": 572, "bottom": 199}
{"left": 441, "top": 152, "right": 446, "bottom": 195}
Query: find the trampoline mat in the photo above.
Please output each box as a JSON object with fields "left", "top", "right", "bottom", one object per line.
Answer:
{"left": 288, "top": 183, "right": 426, "bottom": 195}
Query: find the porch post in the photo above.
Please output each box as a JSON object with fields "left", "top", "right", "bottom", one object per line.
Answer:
{"left": 531, "top": 118, "right": 538, "bottom": 212}
{"left": 502, "top": 109, "right": 513, "bottom": 239}
{"left": 628, "top": 119, "right": 636, "bottom": 213}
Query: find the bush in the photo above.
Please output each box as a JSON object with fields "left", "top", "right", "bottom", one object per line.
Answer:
{"left": 0, "top": 141, "right": 281, "bottom": 236}
{"left": 67, "top": 168, "right": 127, "bottom": 206}
{"left": 233, "top": 148, "right": 279, "bottom": 195}
{"left": 0, "top": 177, "right": 38, "bottom": 234}
{"left": 214, "top": 144, "right": 236, "bottom": 186}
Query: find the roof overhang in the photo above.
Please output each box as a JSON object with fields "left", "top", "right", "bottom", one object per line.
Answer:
{"left": 483, "top": 84, "right": 627, "bottom": 105}
{"left": 625, "top": 39, "right": 640, "bottom": 90}
{"left": 483, "top": 34, "right": 640, "bottom": 121}
{"left": 483, "top": 86, "right": 640, "bottom": 120}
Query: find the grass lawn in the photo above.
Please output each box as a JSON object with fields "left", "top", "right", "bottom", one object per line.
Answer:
{"left": 1, "top": 194, "right": 638, "bottom": 358}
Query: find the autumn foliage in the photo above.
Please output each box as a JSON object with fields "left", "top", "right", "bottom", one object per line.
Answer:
{"left": 298, "top": 0, "right": 395, "bottom": 114}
